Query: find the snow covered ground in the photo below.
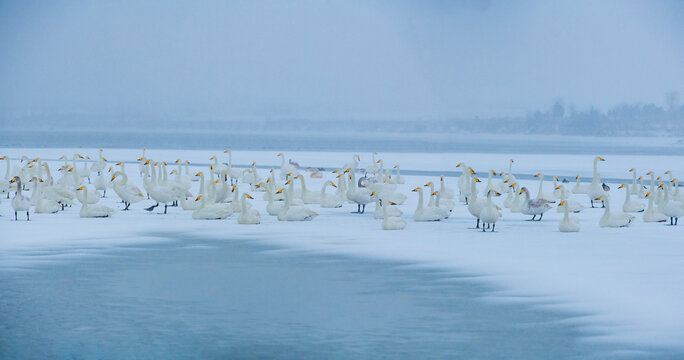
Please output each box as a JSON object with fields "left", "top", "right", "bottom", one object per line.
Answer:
{"left": 1, "top": 147, "right": 683, "bottom": 351}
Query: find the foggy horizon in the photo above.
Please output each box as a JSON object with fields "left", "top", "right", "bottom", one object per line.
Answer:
{"left": 1, "top": 0, "right": 683, "bottom": 121}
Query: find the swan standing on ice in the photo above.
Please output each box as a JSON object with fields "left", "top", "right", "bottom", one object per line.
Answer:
{"left": 90, "top": 149, "right": 107, "bottom": 175}
{"left": 238, "top": 193, "right": 261, "bottom": 224}
{"left": 496, "top": 159, "right": 516, "bottom": 192}
{"left": 597, "top": 196, "right": 634, "bottom": 228}
{"left": 111, "top": 171, "right": 145, "bottom": 210}
{"left": 618, "top": 184, "right": 645, "bottom": 213}
{"left": 520, "top": 187, "right": 552, "bottom": 221}
{"left": 382, "top": 200, "right": 406, "bottom": 230}
{"left": 467, "top": 177, "right": 485, "bottom": 227}
{"left": 1, "top": 156, "right": 13, "bottom": 197}
{"left": 456, "top": 163, "right": 472, "bottom": 203}
{"left": 223, "top": 149, "right": 244, "bottom": 185}
{"left": 346, "top": 169, "right": 374, "bottom": 213}
{"left": 558, "top": 201, "right": 580, "bottom": 232}
{"left": 94, "top": 167, "right": 111, "bottom": 197}
{"left": 9, "top": 176, "right": 31, "bottom": 220}
{"left": 658, "top": 184, "right": 684, "bottom": 225}
{"left": 587, "top": 156, "right": 608, "bottom": 207}
{"left": 479, "top": 190, "right": 502, "bottom": 232}
{"left": 77, "top": 186, "right": 115, "bottom": 218}
{"left": 144, "top": 161, "right": 177, "bottom": 214}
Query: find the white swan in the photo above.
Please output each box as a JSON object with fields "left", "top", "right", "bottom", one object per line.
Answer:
{"left": 209, "top": 155, "right": 229, "bottom": 177}
{"left": 144, "top": 161, "right": 177, "bottom": 214}
{"left": 558, "top": 201, "right": 580, "bottom": 232}
{"left": 267, "top": 189, "right": 288, "bottom": 216}
{"left": 77, "top": 154, "right": 92, "bottom": 182}
{"left": 374, "top": 196, "right": 402, "bottom": 219}
{"left": 478, "top": 190, "right": 502, "bottom": 232}
{"left": 496, "top": 159, "right": 516, "bottom": 192}
{"left": 438, "top": 175, "right": 455, "bottom": 200}
{"left": 412, "top": 186, "right": 442, "bottom": 222}
{"left": 587, "top": 156, "right": 608, "bottom": 207}
{"left": 456, "top": 163, "right": 472, "bottom": 203}
{"left": 180, "top": 172, "right": 206, "bottom": 211}
{"left": 223, "top": 149, "right": 244, "bottom": 184}
{"left": 294, "top": 174, "right": 321, "bottom": 204}
{"left": 9, "top": 176, "right": 31, "bottom": 220}
{"left": 643, "top": 192, "right": 668, "bottom": 223}
{"left": 572, "top": 175, "right": 589, "bottom": 194}
{"left": 520, "top": 187, "right": 552, "bottom": 221}
{"left": 382, "top": 200, "right": 407, "bottom": 230}
{"left": 628, "top": 168, "right": 640, "bottom": 195}
{"left": 277, "top": 153, "right": 299, "bottom": 180}
{"left": 94, "top": 166, "right": 111, "bottom": 197}
{"left": 238, "top": 193, "right": 261, "bottom": 224}
{"left": 277, "top": 188, "right": 318, "bottom": 221}
{"left": 32, "top": 178, "right": 60, "bottom": 214}
{"left": 90, "top": 149, "right": 107, "bottom": 174}
{"left": 77, "top": 186, "right": 115, "bottom": 218}
{"left": 598, "top": 196, "right": 634, "bottom": 228}
{"left": 111, "top": 171, "right": 145, "bottom": 210}
{"left": 343, "top": 154, "right": 361, "bottom": 173}
{"left": 346, "top": 169, "right": 374, "bottom": 213}
{"left": 321, "top": 180, "right": 343, "bottom": 208}
{"left": 192, "top": 195, "right": 232, "bottom": 220}
{"left": 618, "top": 183, "right": 645, "bottom": 213}
{"left": 658, "top": 184, "right": 684, "bottom": 225}
{"left": 466, "top": 177, "right": 485, "bottom": 227}
{"left": 555, "top": 185, "right": 584, "bottom": 213}
{"left": 1, "top": 156, "right": 13, "bottom": 197}
{"left": 392, "top": 165, "right": 405, "bottom": 184}
{"left": 76, "top": 184, "right": 102, "bottom": 205}
{"left": 534, "top": 173, "right": 557, "bottom": 202}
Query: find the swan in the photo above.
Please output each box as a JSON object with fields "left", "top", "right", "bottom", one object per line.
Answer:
{"left": 374, "top": 196, "right": 402, "bottom": 219}
{"left": 277, "top": 153, "right": 299, "bottom": 180}
{"left": 75, "top": 184, "right": 102, "bottom": 205}
{"left": 90, "top": 149, "right": 107, "bottom": 174}
{"left": 618, "top": 184, "right": 645, "bottom": 213}
{"left": 346, "top": 169, "right": 374, "bottom": 213}
{"left": 294, "top": 174, "right": 321, "bottom": 204}
{"left": 598, "top": 196, "right": 634, "bottom": 228}
{"left": 382, "top": 200, "right": 407, "bottom": 230}
{"left": 180, "top": 172, "right": 206, "bottom": 211}
{"left": 520, "top": 187, "right": 552, "bottom": 221}
{"left": 94, "top": 166, "right": 111, "bottom": 197}
{"left": 9, "top": 176, "right": 31, "bottom": 220}
{"left": 392, "top": 165, "right": 405, "bottom": 184}
{"left": 238, "top": 193, "right": 261, "bottom": 224}
{"left": 366, "top": 152, "right": 380, "bottom": 174}
{"left": 173, "top": 159, "right": 193, "bottom": 188}
{"left": 467, "top": 177, "right": 485, "bottom": 227}
{"left": 456, "top": 163, "right": 472, "bottom": 203}
{"left": 209, "top": 155, "right": 229, "bottom": 177}
{"left": 482, "top": 170, "right": 497, "bottom": 196}
{"left": 266, "top": 189, "right": 288, "bottom": 216}
{"left": 343, "top": 154, "right": 361, "bottom": 173}
{"left": 321, "top": 180, "right": 344, "bottom": 208}
{"left": 628, "top": 168, "right": 640, "bottom": 195}
{"left": 223, "top": 149, "right": 244, "bottom": 184}
{"left": 31, "top": 178, "right": 60, "bottom": 214}
{"left": 277, "top": 188, "right": 318, "bottom": 221}
{"left": 572, "top": 175, "right": 589, "bottom": 194}
{"left": 534, "top": 173, "right": 557, "bottom": 202}
{"left": 637, "top": 176, "right": 647, "bottom": 199}
{"left": 503, "top": 183, "right": 516, "bottom": 209}
{"left": 496, "top": 159, "right": 516, "bottom": 192}
{"left": 658, "top": 184, "right": 684, "bottom": 225}
{"left": 192, "top": 195, "right": 232, "bottom": 220}
{"left": 555, "top": 185, "right": 584, "bottom": 213}
{"left": 77, "top": 155, "right": 92, "bottom": 183}
{"left": 558, "top": 201, "right": 580, "bottom": 232}
{"left": 510, "top": 183, "right": 525, "bottom": 213}
{"left": 41, "top": 163, "right": 75, "bottom": 208}
{"left": 1, "top": 156, "right": 12, "bottom": 197}
{"left": 412, "top": 187, "right": 442, "bottom": 222}
{"left": 643, "top": 192, "right": 668, "bottom": 223}
{"left": 111, "top": 171, "right": 145, "bottom": 210}
{"left": 672, "top": 178, "right": 684, "bottom": 202}
{"left": 438, "top": 175, "right": 455, "bottom": 200}
{"left": 242, "top": 162, "right": 261, "bottom": 188}
{"left": 77, "top": 186, "right": 115, "bottom": 218}
{"left": 479, "top": 190, "right": 502, "bottom": 232}
{"left": 144, "top": 161, "right": 177, "bottom": 214}
{"left": 424, "top": 182, "right": 453, "bottom": 216}
{"left": 137, "top": 148, "right": 147, "bottom": 176}
{"left": 587, "top": 156, "right": 608, "bottom": 207}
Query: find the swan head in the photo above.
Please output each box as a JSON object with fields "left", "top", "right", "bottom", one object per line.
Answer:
{"left": 431, "top": 191, "right": 438, "bottom": 196}
{"left": 665, "top": 170, "right": 671, "bottom": 175}
{"left": 138, "top": 157, "right": 144, "bottom": 161}
{"left": 534, "top": 173, "right": 542, "bottom": 178}
{"left": 456, "top": 163, "right": 463, "bottom": 168}
{"left": 377, "top": 160, "right": 382, "bottom": 164}
{"left": 645, "top": 192, "right": 650, "bottom": 198}
{"left": 474, "top": 178, "right": 481, "bottom": 183}
{"left": 647, "top": 171, "right": 653, "bottom": 175}
{"left": 276, "top": 189, "right": 284, "bottom": 194}
{"left": 596, "top": 195, "right": 602, "bottom": 200}
{"left": 111, "top": 174, "right": 117, "bottom": 181}
{"left": 224, "top": 149, "right": 231, "bottom": 153}
{"left": 491, "top": 170, "right": 496, "bottom": 175}
{"left": 638, "top": 176, "right": 642, "bottom": 180}
{"left": 554, "top": 176, "right": 558, "bottom": 181}
{"left": 170, "top": 170, "right": 176, "bottom": 175}
{"left": 331, "top": 182, "right": 337, "bottom": 187}
{"left": 629, "top": 168, "right": 635, "bottom": 172}
{"left": 210, "top": 156, "right": 216, "bottom": 160}
{"left": 424, "top": 182, "right": 432, "bottom": 186}
{"left": 510, "top": 183, "right": 516, "bottom": 188}
{"left": 195, "top": 172, "right": 202, "bottom": 176}
{"left": 186, "top": 160, "right": 190, "bottom": 164}
{"left": 618, "top": 184, "right": 625, "bottom": 189}
{"left": 277, "top": 153, "right": 283, "bottom": 157}
{"left": 371, "top": 191, "right": 376, "bottom": 197}
{"left": 519, "top": 187, "right": 528, "bottom": 195}
{"left": 9, "top": 176, "right": 19, "bottom": 183}
{"left": 145, "top": 160, "right": 150, "bottom": 165}
{"left": 598, "top": 157, "right": 605, "bottom": 161}
{"left": 469, "top": 168, "right": 475, "bottom": 175}
{"left": 196, "top": 195, "right": 201, "bottom": 201}
{"left": 246, "top": 194, "right": 254, "bottom": 199}
{"left": 285, "top": 180, "right": 291, "bottom": 185}
{"left": 555, "top": 186, "right": 561, "bottom": 190}
{"left": 77, "top": 186, "right": 84, "bottom": 191}
{"left": 558, "top": 201, "right": 566, "bottom": 207}
{"left": 510, "top": 159, "right": 514, "bottom": 163}
{"left": 412, "top": 187, "right": 420, "bottom": 192}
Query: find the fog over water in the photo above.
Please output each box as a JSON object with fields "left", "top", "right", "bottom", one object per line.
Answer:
{"left": 1, "top": 1, "right": 683, "bottom": 148}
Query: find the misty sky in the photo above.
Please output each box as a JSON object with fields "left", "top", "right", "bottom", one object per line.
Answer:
{"left": 1, "top": 0, "right": 683, "bottom": 120}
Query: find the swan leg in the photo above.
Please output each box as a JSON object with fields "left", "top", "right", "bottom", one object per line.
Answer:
{"left": 124, "top": 202, "right": 130, "bottom": 211}
{"left": 103, "top": 189, "right": 106, "bottom": 197}
{"left": 590, "top": 200, "right": 594, "bottom": 208}
{"left": 361, "top": 204, "right": 366, "bottom": 213}
{"left": 491, "top": 223, "right": 495, "bottom": 232}
{"left": 676, "top": 217, "right": 678, "bottom": 226}
{"left": 26, "top": 211, "right": 30, "bottom": 221}
{"left": 482, "top": 224, "right": 486, "bottom": 232}
{"left": 601, "top": 200, "right": 605, "bottom": 208}
{"left": 476, "top": 218, "right": 480, "bottom": 229}
{"left": 537, "top": 213, "right": 543, "bottom": 221}
{"left": 14, "top": 211, "right": 17, "bottom": 221}
{"left": 164, "top": 204, "right": 168, "bottom": 214}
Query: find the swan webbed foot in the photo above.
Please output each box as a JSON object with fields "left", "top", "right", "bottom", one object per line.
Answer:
{"left": 145, "top": 203, "right": 159, "bottom": 212}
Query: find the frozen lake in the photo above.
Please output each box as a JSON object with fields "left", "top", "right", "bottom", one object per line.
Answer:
{"left": 0, "top": 235, "right": 678, "bottom": 359}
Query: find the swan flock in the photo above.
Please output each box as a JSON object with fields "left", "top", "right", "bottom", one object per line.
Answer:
{"left": 3, "top": 151, "right": 682, "bottom": 233}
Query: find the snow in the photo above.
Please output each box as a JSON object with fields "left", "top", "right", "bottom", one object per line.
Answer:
{"left": 1, "top": 147, "right": 683, "bottom": 350}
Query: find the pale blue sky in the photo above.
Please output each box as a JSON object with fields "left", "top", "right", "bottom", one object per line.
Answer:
{"left": 1, "top": 0, "right": 682, "bottom": 119}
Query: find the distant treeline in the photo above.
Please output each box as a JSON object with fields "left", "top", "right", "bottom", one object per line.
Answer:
{"left": 3, "top": 98, "right": 683, "bottom": 137}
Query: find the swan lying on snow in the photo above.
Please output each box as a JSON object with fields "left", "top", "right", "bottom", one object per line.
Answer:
{"left": 77, "top": 186, "right": 115, "bottom": 218}
{"left": 619, "top": 183, "right": 645, "bottom": 213}
{"left": 238, "top": 193, "right": 261, "bottom": 224}
{"left": 598, "top": 196, "right": 634, "bottom": 228}
{"left": 382, "top": 201, "right": 406, "bottom": 230}
{"left": 558, "top": 201, "right": 580, "bottom": 232}
{"left": 413, "top": 187, "right": 442, "bottom": 222}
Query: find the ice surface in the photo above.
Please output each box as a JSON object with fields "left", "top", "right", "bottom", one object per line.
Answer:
{"left": 1, "top": 147, "right": 683, "bottom": 350}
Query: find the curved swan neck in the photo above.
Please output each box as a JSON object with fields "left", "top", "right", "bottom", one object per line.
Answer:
{"left": 624, "top": 184, "right": 630, "bottom": 202}
{"left": 416, "top": 187, "right": 424, "bottom": 211}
